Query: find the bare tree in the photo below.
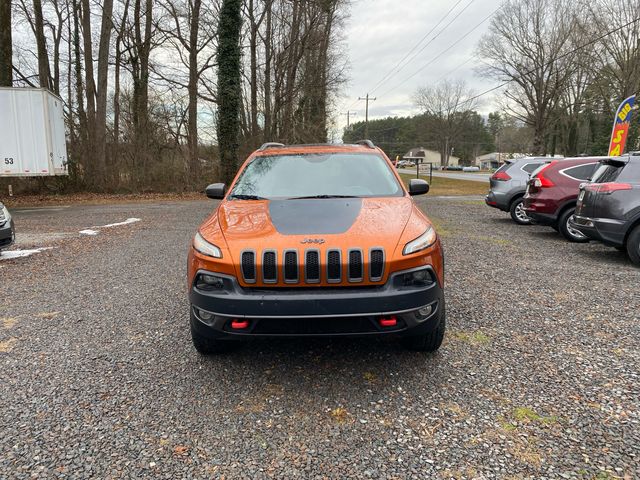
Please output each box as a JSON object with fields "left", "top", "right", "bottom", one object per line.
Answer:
{"left": 414, "top": 80, "right": 478, "bottom": 166}
{"left": 0, "top": 0, "right": 12, "bottom": 86}
{"left": 477, "top": 0, "right": 576, "bottom": 154}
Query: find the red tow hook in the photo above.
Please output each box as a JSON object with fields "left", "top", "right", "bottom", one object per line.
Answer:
{"left": 378, "top": 316, "right": 397, "bottom": 327}
{"left": 231, "top": 319, "right": 250, "bottom": 330}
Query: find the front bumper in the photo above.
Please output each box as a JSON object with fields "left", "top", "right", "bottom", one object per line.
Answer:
{"left": 0, "top": 220, "right": 15, "bottom": 249}
{"left": 569, "top": 215, "right": 626, "bottom": 247}
{"left": 189, "top": 267, "right": 444, "bottom": 338}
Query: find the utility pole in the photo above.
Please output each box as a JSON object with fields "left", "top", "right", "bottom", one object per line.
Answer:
{"left": 343, "top": 111, "right": 357, "bottom": 129}
{"left": 358, "top": 93, "right": 376, "bottom": 138}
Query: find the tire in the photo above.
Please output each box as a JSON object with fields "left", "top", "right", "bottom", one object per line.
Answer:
{"left": 626, "top": 225, "right": 640, "bottom": 266}
{"left": 190, "top": 311, "right": 239, "bottom": 355}
{"left": 402, "top": 303, "right": 446, "bottom": 352}
{"left": 558, "top": 208, "right": 589, "bottom": 243}
{"left": 509, "top": 197, "right": 532, "bottom": 225}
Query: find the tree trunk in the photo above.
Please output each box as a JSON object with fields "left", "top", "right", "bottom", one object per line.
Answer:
{"left": 217, "top": 0, "right": 242, "bottom": 185}
{"left": 187, "top": 0, "right": 202, "bottom": 182}
{"left": 94, "top": 0, "right": 114, "bottom": 188}
{"left": 33, "top": 0, "right": 51, "bottom": 90}
{"left": 263, "top": 0, "right": 272, "bottom": 141}
{"left": 0, "top": 0, "right": 12, "bottom": 86}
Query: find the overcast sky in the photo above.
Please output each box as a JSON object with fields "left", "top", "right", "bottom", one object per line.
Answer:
{"left": 335, "top": 0, "right": 504, "bottom": 135}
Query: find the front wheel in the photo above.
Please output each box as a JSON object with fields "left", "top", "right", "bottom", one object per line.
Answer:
{"left": 626, "top": 225, "right": 640, "bottom": 266}
{"left": 402, "top": 304, "right": 446, "bottom": 352}
{"left": 510, "top": 198, "right": 532, "bottom": 225}
{"left": 558, "top": 208, "right": 589, "bottom": 243}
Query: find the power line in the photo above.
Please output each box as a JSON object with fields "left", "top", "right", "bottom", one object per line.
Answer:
{"left": 367, "top": 0, "right": 468, "bottom": 95}
{"left": 456, "top": 15, "right": 640, "bottom": 109}
{"left": 379, "top": 5, "right": 502, "bottom": 98}
{"left": 371, "top": 0, "right": 478, "bottom": 95}
{"left": 341, "top": 0, "right": 473, "bottom": 113}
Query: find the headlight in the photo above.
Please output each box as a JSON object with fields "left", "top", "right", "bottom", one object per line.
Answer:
{"left": 403, "top": 227, "right": 437, "bottom": 255}
{"left": 0, "top": 205, "right": 9, "bottom": 225}
{"left": 193, "top": 232, "right": 222, "bottom": 258}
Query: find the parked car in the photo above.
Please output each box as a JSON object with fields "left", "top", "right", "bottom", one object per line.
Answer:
{"left": 462, "top": 166, "right": 480, "bottom": 172}
{"left": 0, "top": 201, "right": 15, "bottom": 250}
{"left": 485, "top": 157, "right": 552, "bottom": 225}
{"left": 570, "top": 153, "right": 640, "bottom": 265}
{"left": 523, "top": 157, "right": 601, "bottom": 242}
{"left": 188, "top": 141, "right": 446, "bottom": 354}
{"left": 445, "top": 165, "right": 463, "bottom": 171}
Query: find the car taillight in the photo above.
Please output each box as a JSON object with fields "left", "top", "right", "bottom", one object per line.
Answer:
{"left": 532, "top": 162, "right": 556, "bottom": 188}
{"left": 586, "top": 182, "right": 633, "bottom": 194}
{"left": 491, "top": 171, "right": 511, "bottom": 181}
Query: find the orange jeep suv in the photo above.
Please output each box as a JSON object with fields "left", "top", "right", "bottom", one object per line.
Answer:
{"left": 187, "top": 141, "right": 445, "bottom": 353}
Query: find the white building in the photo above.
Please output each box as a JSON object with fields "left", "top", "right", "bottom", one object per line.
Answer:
{"left": 402, "top": 148, "right": 460, "bottom": 168}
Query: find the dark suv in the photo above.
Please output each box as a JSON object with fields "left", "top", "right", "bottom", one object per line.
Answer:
{"left": 570, "top": 154, "right": 640, "bottom": 265}
{"left": 523, "top": 157, "right": 601, "bottom": 242}
{"left": 0, "top": 201, "right": 15, "bottom": 250}
{"left": 486, "top": 157, "right": 552, "bottom": 224}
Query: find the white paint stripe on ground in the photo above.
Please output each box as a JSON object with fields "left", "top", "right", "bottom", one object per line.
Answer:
{"left": 79, "top": 218, "right": 141, "bottom": 236}
{"left": 0, "top": 247, "right": 53, "bottom": 261}
{"left": 95, "top": 218, "right": 141, "bottom": 229}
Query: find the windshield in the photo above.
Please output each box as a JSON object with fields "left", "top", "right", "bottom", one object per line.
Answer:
{"left": 229, "top": 153, "right": 403, "bottom": 199}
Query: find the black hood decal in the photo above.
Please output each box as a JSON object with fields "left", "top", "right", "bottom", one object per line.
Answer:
{"left": 268, "top": 198, "right": 362, "bottom": 235}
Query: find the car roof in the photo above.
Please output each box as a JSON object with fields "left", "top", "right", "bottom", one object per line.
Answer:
{"left": 252, "top": 143, "right": 380, "bottom": 157}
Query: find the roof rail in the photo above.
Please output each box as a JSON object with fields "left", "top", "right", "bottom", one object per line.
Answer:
{"left": 258, "top": 142, "right": 285, "bottom": 151}
{"left": 355, "top": 139, "right": 375, "bottom": 149}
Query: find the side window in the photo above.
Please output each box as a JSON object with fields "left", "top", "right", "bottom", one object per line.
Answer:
{"left": 521, "top": 162, "right": 541, "bottom": 174}
{"left": 563, "top": 163, "right": 598, "bottom": 181}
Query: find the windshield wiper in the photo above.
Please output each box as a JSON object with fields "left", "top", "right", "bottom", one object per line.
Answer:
{"left": 287, "top": 194, "right": 359, "bottom": 199}
{"left": 227, "top": 194, "right": 267, "bottom": 200}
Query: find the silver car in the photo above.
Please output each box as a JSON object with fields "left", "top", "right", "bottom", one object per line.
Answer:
{"left": 485, "top": 157, "right": 555, "bottom": 224}
{"left": 0, "top": 202, "right": 15, "bottom": 250}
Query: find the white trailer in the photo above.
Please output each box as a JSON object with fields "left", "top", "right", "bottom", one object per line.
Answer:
{"left": 0, "top": 87, "right": 68, "bottom": 177}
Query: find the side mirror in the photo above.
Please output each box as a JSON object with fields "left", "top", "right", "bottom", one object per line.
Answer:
{"left": 205, "top": 183, "right": 226, "bottom": 199}
{"left": 408, "top": 178, "right": 429, "bottom": 196}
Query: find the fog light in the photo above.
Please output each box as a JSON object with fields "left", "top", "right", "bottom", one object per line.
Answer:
{"left": 418, "top": 305, "right": 433, "bottom": 317}
{"left": 196, "top": 307, "right": 214, "bottom": 321}
{"left": 401, "top": 268, "right": 434, "bottom": 287}
{"left": 195, "top": 273, "right": 225, "bottom": 290}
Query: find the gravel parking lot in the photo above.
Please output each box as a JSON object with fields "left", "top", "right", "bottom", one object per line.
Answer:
{"left": 1, "top": 196, "right": 638, "bottom": 479}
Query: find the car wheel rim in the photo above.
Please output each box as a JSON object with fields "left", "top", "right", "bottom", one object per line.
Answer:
{"left": 566, "top": 220, "right": 586, "bottom": 240}
{"left": 515, "top": 202, "right": 530, "bottom": 223}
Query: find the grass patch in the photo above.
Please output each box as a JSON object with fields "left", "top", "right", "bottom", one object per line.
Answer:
{"left": 512, "top": 407, "right": 559, "bottom": 425}
{"left": 329, "top": 407, "right": 349, "bottom": 424}
{"left": 399, "top": 173, "right": 488, "bottom": 196}
{"left": 451, "top": 330, "right": 491, "bottom": 345}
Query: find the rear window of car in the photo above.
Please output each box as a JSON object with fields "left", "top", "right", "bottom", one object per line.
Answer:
{"left": 495, "top": 163, "right": 510, "bottom": 173}
{"left": 530, "top": 162, "right": 552, "bottom": 177}
{"left": 521, "top": 162, "right": 542, "bottom": 174}
{"left": 563, "top": 163, "right": 598, "bottom": 181}
{"left": 592, "top": 162, "right": 624, "bottom": 183}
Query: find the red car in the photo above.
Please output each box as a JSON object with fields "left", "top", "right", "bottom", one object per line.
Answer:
{"left": 523, "top": 157, "right": 602, "bottom": 242}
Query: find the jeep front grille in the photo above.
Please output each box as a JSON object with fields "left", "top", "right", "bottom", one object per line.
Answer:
{"left": 239, "top": 247, "right": 385, "bottom": 285}
{"left": 327, "top": 249, "right": 341, "bottom": 283}
{"left": 262, "top": 250, "right": 277, "bottom": 283}
{"left": 305, "top": 250, "right": 320, "bottom": 283}
{"left": 241, "top": 251, "right": 256, "bottom": 283}
{"left": 284, "top": 250, "right": 299, "bottom": 283}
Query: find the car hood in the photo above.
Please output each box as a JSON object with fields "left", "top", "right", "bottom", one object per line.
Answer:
{"left": 215, "top": 196, "right": 412, "bottom": 246}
